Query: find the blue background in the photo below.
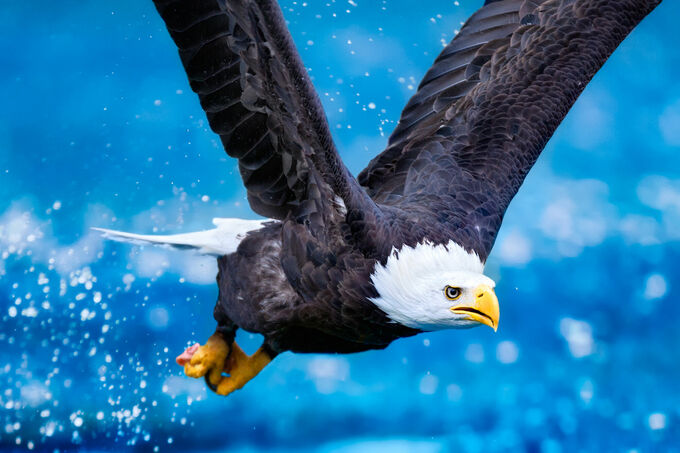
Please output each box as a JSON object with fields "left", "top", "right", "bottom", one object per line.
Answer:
{"left": 1, "top": 0, "right": 679, "bottom": 451}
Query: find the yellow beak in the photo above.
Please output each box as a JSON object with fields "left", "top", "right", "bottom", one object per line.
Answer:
{"left": 450, "top": 284, "right": 500, "bottom": 331}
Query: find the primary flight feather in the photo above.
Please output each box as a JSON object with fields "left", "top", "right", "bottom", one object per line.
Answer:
{"left": 100, "top": 0, "right": 662, "bottom": 396}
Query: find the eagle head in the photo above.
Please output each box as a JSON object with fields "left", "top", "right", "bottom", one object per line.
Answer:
{"left": 369, "top": 240, "right": 499, "bottom": 332}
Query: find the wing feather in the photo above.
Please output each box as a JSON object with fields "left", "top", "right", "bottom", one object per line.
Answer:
{"left": 153, "top": 0, "right": 371, "bottom": 226}
{"left": 358, "top": 0, "right": 662, "bottom": 258}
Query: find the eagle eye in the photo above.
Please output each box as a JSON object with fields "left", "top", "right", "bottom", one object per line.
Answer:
{"left": 444, "top": 286, "right": 461, "bottom": 300}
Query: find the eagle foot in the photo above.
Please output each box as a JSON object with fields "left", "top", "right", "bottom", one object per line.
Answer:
{"left": 205, "top": 342, "right": 273, "bottom": 397}
{"left": 176, "top": 333, "right": 231, "bottom": 386}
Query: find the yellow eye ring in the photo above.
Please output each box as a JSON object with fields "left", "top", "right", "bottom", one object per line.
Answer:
{"left": 444, "top": 286, "right": 462, "bottom": 300}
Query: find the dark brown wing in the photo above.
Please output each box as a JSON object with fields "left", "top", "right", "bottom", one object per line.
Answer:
{"left": 358, "top": 0, "right": 662, "bottom": 258}
{"left": 153, "top": 0, "right": 371, "bottom": 226}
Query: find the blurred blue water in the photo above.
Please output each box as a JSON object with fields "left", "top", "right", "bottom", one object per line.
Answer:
{"left": 1, "top": 0, "right": 679, "bottom": 451}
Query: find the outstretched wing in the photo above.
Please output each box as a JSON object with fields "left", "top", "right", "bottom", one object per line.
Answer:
{"left": 153, "top": 0, "right": 370, "bottom": 226}
{"left": 358, "top": 0, "right": 661, "bottom": 259}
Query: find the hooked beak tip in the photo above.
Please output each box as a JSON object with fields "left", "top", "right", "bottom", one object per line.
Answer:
{"left": 451, "top": 284, "right": 500, "bottom": 331}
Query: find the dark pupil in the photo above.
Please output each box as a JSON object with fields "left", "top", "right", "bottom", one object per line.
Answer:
{"left": 447, "top": 287, "right": 459, "bottom": 298}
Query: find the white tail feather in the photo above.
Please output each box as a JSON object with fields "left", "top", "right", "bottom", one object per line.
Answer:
{"left": 93, "top": 218, "right": 266, "bottom": 256}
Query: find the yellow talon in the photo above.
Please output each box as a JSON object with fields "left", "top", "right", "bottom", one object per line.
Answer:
{"left": 182, "top": 333, "right": 230, "bottom": 386}
{"left": 176, "top": 334, "right": 273, "bottom": 397}
{"left": 214, "top": 342, "right": 273, "bottom": 397}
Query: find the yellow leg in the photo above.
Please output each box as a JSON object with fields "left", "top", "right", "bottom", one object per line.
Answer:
{"left": 182, "top": 333, "right": 230, "bottom": 387}
{"left": 213, "top": 342, "right": 273, "bottom": 396}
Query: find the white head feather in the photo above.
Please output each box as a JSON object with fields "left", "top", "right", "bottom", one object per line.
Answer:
{"left": 369, "top": 240, "right": 496, "bottom": 331}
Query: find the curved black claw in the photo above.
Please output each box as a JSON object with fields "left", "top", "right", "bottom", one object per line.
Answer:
{"left": 204, "top": 374, "right": 219, "bottom": 393}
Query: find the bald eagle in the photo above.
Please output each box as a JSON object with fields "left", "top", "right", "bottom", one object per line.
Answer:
{"left": 97, "top": 0, "right": 662, "bottom": 396}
